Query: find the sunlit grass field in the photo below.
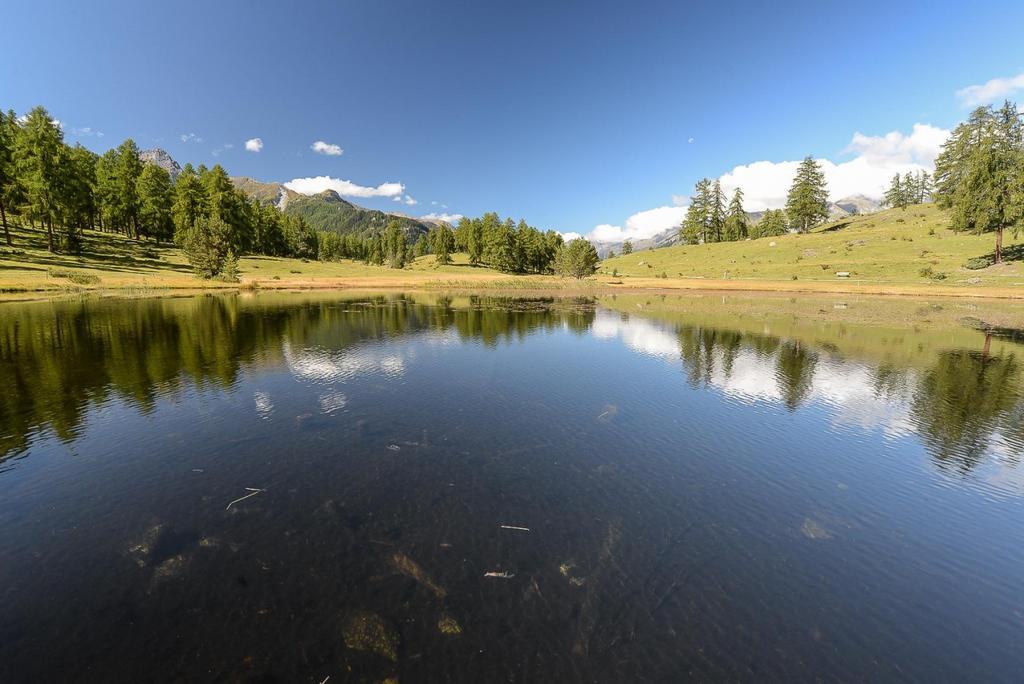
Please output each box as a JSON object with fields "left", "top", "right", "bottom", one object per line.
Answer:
{"left": 602, "top": 203, "right": 1024, "bottom": 288}
{"left": 2, "top": 203, "right": 1024, "bottom": 299}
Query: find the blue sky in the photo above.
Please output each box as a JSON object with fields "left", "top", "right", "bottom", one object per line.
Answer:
{"left": 3, "top": 0, "right": 1024, "bottom": 241}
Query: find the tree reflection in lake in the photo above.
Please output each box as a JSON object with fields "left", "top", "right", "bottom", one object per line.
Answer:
{"left": 2, "top": 293, "right": 1022, "bottom": 478}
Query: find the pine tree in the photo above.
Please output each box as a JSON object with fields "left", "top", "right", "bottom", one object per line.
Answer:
{"left": 708, "top": 180, "right": 726, "bottom": 242}
{"left": 15, "top": 106, "right": 64, "bottom": 251}
{"left": 621, "top": 239, "right": 633, "bottom": 255}
{"left": 384, "top": 220, "right": 407, "bottom": 268}
{"left": 182, "top": 214, "right": 232, "bottom": 278}
{"left": 554, "top": 238, "right": 599, "bottom": 279}
{"left": 916, "top": 171, "right": 932, "bottom": 203}
{"left": 883, "top": 174, "right": 907, "bottom": 210}
{"left": 137, "top": 163, "right": 175, "bottom": 243}
{"left": 429, "top": 223, "right": 455, "bottom": 265}
{"left": 933, "top": 101, "right": 1023, "bottom": 263}
{"left": 0, "top": 110, "right": 17, "bottom": 245}
{"left": 754, "top": 209, "right": 788, "bottom": 238}
{"left": 60, "top": 144, "right": 99, "bottom": 250}
{"left": 785, "top": 156, "right": 829, "bottom": 232}
{"left": 172, "top": 164, "right": 207, "bottom": 245}
{"left": 680, "top": 178, "right": 712, "bottom": 244}
{"left": 724, "top": 187, "right": 748, "bottom": 241}
{"left": 114, "top": 139, "right": 143, "bottom": 239}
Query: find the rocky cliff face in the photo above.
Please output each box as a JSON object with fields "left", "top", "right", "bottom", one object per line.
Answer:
{"left": 140, "top": 148, "right": 182, "bottom": 181}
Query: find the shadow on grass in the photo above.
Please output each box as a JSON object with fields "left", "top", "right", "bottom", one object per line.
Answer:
{"left": 818, "top": 221, "right": 852, "bottom": 233}
{"left": 3, "top": 223, "right": 191, "bottom": 275}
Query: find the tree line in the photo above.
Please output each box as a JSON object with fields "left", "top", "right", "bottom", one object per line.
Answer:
{"left": 0, "top": 105, "right": 601, "bottom": 279}
{"left": 0, "top": 107, "right": 327, "bottom": 275}
{"left": 677, "top": 156, "right": 832, "bottom": 244}
{"left": 882, "top": 170, "right": 932, "bottom": 210}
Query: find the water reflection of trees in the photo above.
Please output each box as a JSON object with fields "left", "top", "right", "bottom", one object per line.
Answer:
{"left": 675, "top": 322, "right": 1023, "bottom": 474}
{"left": 911, "top": 347, "right": 1020, "bottom": 474}
{"left": 4, "top": 293, "right": 1021, "bottom": 475}
{"left": 0, "top": 294, "right": 595, "bottom": 459}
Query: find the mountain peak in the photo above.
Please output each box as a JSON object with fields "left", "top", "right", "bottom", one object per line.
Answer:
{"left": 140, "top": 148, "right": 182, "bottom": 181}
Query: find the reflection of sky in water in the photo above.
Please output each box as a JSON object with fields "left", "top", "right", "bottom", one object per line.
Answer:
{"left": 283, "top": 339, "right": 408, "bottom": 383}
{"left": 591, "top": 309, "right": 1022, "bottom": 492}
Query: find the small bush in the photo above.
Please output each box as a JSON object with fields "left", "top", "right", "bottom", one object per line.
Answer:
{"left": 928, "top": 228, "right": 936, "bottom": 236}
{"left": 820, "top": 264, "right": 831, "bottom": 270}
{"left": 791, "top": 274, "right": 798, "bottom": 280}
{"left": 919, "top": 266, "right": 934, "bottom": 278}
{"left": 964, "top": 256, "right": 991, "bottom": 270}
{"left": 289, "top": 269, "right": 302, "bottom": 274}
{"left": 47, "top": 268, "right": 100, "bottom": 285}
{"left": 895, "top": 218, "right": 905, "bottom": 224}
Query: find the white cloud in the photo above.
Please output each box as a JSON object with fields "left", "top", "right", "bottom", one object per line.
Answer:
{"left": 560, "top": 232, "right": 583, "bottom": 242}
{"left": 71, "top": 126, "right": 103, "bottom": 138}
{"left": 245, "top": 137, "right": 263, "bottom": 152}
{"left": 180, "top": 132, "right": 203, "bottom": 144}
{"left": 421, "top": 212, "right": 464, "bottom": 224}
{"left": 717, "top": 123, "right": 949, "bottom": 211}
{"left": 687, "top": 137, "right": 694, "bottom": 144}
{"left": 956, "top": 72, "right": 1024, "bottom": 107}
{"left": 311, "top": 140, "right": 343, "bottom": 156}
{"left": 392, "top": 196, "right": 402, "bottom": 202}
{"left": 404, "top": 195, "right": 418, "bottom": 206}
{"left": 285, "top": 175, "right": 405, "bottom": 198}
{"left": 576, "top": 122, "right": 948, "bottom": 243}
{"left": 431, "top": 200, "right": 438, "bottom": 205}
{"left": 584, "top": 205, "right": 688, "bottom": 243}
{"left": 211, "top": 143, "right": 234, "bottom": 157}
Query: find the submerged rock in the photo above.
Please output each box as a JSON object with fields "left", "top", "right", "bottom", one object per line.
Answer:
{"left": 559, "top": 561, "right": 586, "bottom": 587}
{"left": 801, "top": 518, "right": 832, "bottom": 540}
{"left": 391, "top": 552, "right": 446, "bottom": 598}
{"left": 343, "top": 611, "right": 399, "bottom": 662}
{"left": 152, "top": 554, "right": 189, "bottom": 583}
{"left": 126, "top": 524, "right": 163, "bottom": 567}
{"left": 437, "top": 614, "right": 462, "bottom": 636}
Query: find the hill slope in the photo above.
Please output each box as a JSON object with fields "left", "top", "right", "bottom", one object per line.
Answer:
{"left": 601, "top": 203, "right": 1024, "bottom": 286}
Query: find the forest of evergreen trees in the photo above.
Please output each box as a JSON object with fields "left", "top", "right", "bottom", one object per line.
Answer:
{"left": 0, "top": 105, "right": 594, "bottom": 279}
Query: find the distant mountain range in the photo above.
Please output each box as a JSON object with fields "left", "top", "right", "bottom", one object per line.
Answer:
{"left": 592, "top": 194, "right": 884, "bottom": 257}
{"left": 230, "top": 177, "right": 432, "bottom": 239}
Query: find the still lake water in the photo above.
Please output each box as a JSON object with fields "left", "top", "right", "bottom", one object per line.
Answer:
{"left": 2, "top": 291, "right": 1024, "bottom": 682}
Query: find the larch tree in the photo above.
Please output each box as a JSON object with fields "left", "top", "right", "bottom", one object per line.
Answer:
{"left": 724, "top": 187, "right": 748, "bottom": 241}
{"left": 137, "top": 163, "right": 175, "bottom": 243}
{"left": 172, "top": 164, "right": 207, "bottom": 244}
{"left": 15, "top": 106, "right": 65, "bottom": 251}
{"left": 785, "top": 156, "right": 829, "bottom": 232}
{"left": 883, "top": 174, "right": 907, "bottom": 210}
{"left": 0, "top": 110, "right": 17, "bottom": 245}
{"left": 114, "top": 138, "right": 143, "bottom": 239}
{"left": 934, "top": 101, "right": 1023, "bottom": 263}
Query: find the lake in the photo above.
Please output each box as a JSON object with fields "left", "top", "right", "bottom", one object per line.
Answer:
{"left": 1, "top": 291, "right": 1023, "bottom": 682}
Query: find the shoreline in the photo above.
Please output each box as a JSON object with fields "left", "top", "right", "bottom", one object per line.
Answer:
{"left": 4, "top": 272, "right": 1024, "bottom": 303}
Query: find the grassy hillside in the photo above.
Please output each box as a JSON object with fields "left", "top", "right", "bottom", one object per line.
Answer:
{"left": 603, "top": 203, "right": 1024, "bottom": 287}
{"left": 0, "top": 221, "right": 516, "bottom": 296}
{"left": 283, "top": 190, "right": 431, "bottom": 239}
